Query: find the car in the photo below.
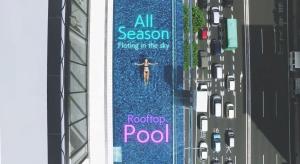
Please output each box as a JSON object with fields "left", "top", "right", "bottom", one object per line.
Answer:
{"left": 218, "top": 26, "right": 224, "bottom": 44}
{"left": 226, "top": 129, "right": 235, "bottom": 148}
{"left": 222, "top": 0, "right": 234, "bottom": 8}
{"left": 210, "top": 7, "right": 220, "bottom": 26}
{"left": 198, "top": 50, "right": 209, "bottom": 68}
{"left": 200, "top": 115, "right": 208, "bottom": 132}
{"left": 200, "top": 27, "right": 208, "bottom": 40}
{"left": 210, "top": 39, "right": 221, "bottom": 55}
{"left": 212, "top": 64, "right": 223, "bottom": 79}
{"left": 212, "top": 95, "right": 222, "bottom": 117}
{"left": 211, "top": 159, "right": 220, "bottom": 164}
{"left": 226, "top": 74, "right": 235, "bottom": 91}
{"left": 225, "top": 103, "right": 235, "bottom": 119}
{"left": 198, "top": 141, "right": 208, "bottom": 160}
{"left": 212, "top": 132, "right": 221, "bottom": 153}
{"left": 225, "top": 159, "right": 234, "bottom": 164}
{"left": 197, "top": 0, "right": 208, "bottom": 9}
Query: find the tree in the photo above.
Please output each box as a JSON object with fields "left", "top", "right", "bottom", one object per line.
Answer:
{"left": 184, "top": 40, "right": 198, "bottom": 71}
{"left": 183, "top": 5, "right": 189, "bottom": 34}
{"left": 192, "top": 6, "right": 206, "bottom": 33}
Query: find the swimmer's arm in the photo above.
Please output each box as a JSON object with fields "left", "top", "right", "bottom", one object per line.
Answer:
{"left": 149, "top": 62, "right": 158, "bottom": 65}
{"left": 134, "top": 63, "right": 144, "bottom": 66}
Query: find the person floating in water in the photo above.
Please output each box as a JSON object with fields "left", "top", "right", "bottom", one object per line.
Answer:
{"left": 135, "top": 59, "right": 158, "bottom": 85}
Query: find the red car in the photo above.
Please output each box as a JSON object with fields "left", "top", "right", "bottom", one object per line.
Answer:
{"left": 200, "top": 27, "right": 208, "bottom": 40}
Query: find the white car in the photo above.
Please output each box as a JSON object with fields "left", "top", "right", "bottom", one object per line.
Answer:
{"left": 210, "top": 7, "right": 220, "bottom": 26}
{"left": 200, "top": 116, "right": 208, "bottom": 132}
{"left": 226, "top": 103, "right": 235, "bottom": 119}
{"left": 226, "top": 75, "right": 235, "bottom": 91}
{"left": 226, "top": 129, "right": 235, "bottom": 148}
{"left": 198, "top": 142, "right": 208, "bottom": 160}
{"left": 212, "top": 95, "right": 222, "bottom": 117}
{"left": 213, "top": 64, "right": 223, "bottom": 79}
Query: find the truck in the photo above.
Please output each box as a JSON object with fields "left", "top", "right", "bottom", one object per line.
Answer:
{"left": 193, "top": 82, "right": 208, "bottom": 113}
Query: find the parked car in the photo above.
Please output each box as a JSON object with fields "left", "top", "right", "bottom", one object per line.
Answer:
{"left": 226, "top": 129, "right": 235, "bottom": 148}
{"left": 225, "top": 103, "right": 235, "bottom": 119}
{"left": 198, "top": 141, "right": 208, "bottom": 160}
{"left": 211, "top": 159, "right": 221, "bottom": 164}
{"left": 198, "top": 50, "right": 208, "bottom": 68}
{"left": 200, "top": 27, "right": 208, "bottom": 40}
{"left": 210, "top": 7, "right": 220, "bottom": 26}
{"left": 212, "top": 95, "right": 222, "bottom": 117}
{"left": 226, "top": 74, "right": 235, "bottom": 91}
{"left": 212, "top": 132, "right": 221, "bottom": 153}
{"left": 225, "top": 159, "right": 234, "bottom": 164}
{"left": 211, "top": 39, "right": 221, "bottom": 55}
{"left": 222, "top": 0, "right": 234, "bottom": 8}
{"left": 200, "top": 115, "right": 208, "bottom": 132}
{"left": 212, "top": 64, "right": 223, "bottom": 79}
{"left": 198, "top": 0, "right": 208, "bottom": 9}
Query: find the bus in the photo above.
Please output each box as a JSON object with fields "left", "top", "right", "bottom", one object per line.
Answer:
{"left": 224, "top": 18, "right": 238, "bottom": 51}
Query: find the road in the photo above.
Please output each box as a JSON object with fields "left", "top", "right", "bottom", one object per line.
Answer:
{"left": 183, "top": 0, "right": 247, "bottom": 163}
{"left": 248, "top": 0, "right": 290, "bottom": 163}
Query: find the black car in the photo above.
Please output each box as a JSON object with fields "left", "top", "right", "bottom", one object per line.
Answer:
{"left": 210, "top": 39, "right": 221, "bottom": 55}
{"left": 198, "top": 0, "right": 208, "bottom": 9}
{"left": 222, "top": 0, "right": 233, "bottom": 7}
{"left": 211, "top": 159, "right": 220, "bottom": 164}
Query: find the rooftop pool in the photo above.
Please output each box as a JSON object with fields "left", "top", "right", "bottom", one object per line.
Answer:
{"left": 113, "top": 0, "right": 184, "bottom": 163}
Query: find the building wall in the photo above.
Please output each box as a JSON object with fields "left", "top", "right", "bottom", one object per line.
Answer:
{"left": 0, "top": 0, "right": 48, "bottom": 164}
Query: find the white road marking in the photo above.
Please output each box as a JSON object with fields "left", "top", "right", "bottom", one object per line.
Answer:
{"left": 233, "top": 65, "right": 235, "bottom": 70}
{"left": 275, "top": 91, "right": 278, "bottom": 119}
{"left": 261, "top": 28, "right": 264, "bottom": 54}
{"left": 234, "top": 91, "right": 237, "bottom": 118}
{"left": 231, "top": 6, "right": 234, "bottom": 11}
{"left": 244, "top": 0, "right": 251, "bottom": 160}
{"left": 232, "top": 55, "right": 235, "bottom": 62}
{"left": 208, "top": 95, "right": 211, "bottom": 118}
{"left": 276, "top": 153, "right": 278, "bottom": 164}
{"left": 235, "top": 156, "right": 237, "bottom": 164}
{"left": 221, "top": 155, "right": 224, "bottom": 164}
{"left": 263, "top": 154, "right": 265, "bottom": 164}
{"left": 274, "top": 27, "right": 277, "bottom": 53}
{"left": 262, "top": 90, "right": 265, "bottom": 118}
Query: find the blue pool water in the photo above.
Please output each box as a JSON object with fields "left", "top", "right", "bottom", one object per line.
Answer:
{"left": 113, "top": 0, "right": 183, "bottom": 163}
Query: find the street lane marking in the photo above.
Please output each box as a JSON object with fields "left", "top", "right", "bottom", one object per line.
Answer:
{"left": 263, "top": 154, "right": 265, "bottom": 164}
{"left": 208, "top": 156, "right": 210, "bottom": 164}
{"left": 276, "top": 153, "right": 278, "bottom": 164}
{"left": 208, "top": 95, "right": 211, "bottom": 118}
{"left": 261, "top": 28, "right": 264, "bottom": 54}
{"left": 274, "top": 27, "right": 277, "bottom": 54}
{"left": 221, "top": 95, "right": 224, "bottom": 118}
{"left": 234, "top": 91, "right": 237, "bottom": 118}
{"left": 235, "top": 156, "right": 237, "bottom": 164}
{"left": 222, "top": 156, "right": 224, "bottom": 164}
{"left": 262, "top": 90, "right": 265, "bottom": 118}
{"left": 275, "top": 91, "right": 278, "bottom": 119}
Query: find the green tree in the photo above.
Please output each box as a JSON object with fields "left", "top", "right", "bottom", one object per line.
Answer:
{"left": 183, "top": 5, "right": 189, "bottom": 34}
{"left": 192, "top": 6, "right": 206, "bottom": 33}
{"left": 184, "top": 40, "right": 198, "bottom": 71}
